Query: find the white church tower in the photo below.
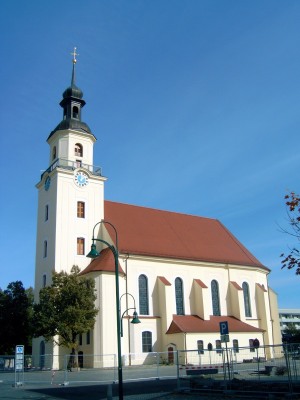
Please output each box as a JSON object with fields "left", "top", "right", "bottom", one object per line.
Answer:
{"left": 33, "top": 49, "right": 106, "bottom": 366}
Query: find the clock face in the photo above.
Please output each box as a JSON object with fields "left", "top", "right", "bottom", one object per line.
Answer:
{"left": 75, "top": 171, "right": 89, "bottom": 187}
{"left": 44, "top": 176, "right": 51, "bottom": 191}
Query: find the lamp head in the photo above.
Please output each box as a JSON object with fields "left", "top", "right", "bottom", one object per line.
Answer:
{"left": 131, "top": 311, "right": 141, "bottom": 324}
{"left": 86, "top": 243, "right": 99, "bottom": 259}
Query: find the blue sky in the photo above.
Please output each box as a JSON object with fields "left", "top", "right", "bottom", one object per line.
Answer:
{"left": 0, "top": 0, "right": 299, "bottom": 308}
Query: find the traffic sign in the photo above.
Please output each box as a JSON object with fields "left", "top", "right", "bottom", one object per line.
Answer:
{"left": 221, "top": 334, "right": 230, "bottom": 343}
{"left": 219, "top": 321, "right": 229, "bottom": 335}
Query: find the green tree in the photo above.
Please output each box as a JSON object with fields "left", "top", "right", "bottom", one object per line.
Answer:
{"left": 32, "top": 266, "right": 98, "bottom": 367}
{"left": 281, "top": 192, "right": 300, "bottom": 275}
{"left": 0, "top": 281, "right": 34, "bottom": 354}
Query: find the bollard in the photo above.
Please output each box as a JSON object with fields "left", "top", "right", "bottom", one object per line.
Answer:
{"left": 107, "top": 384, "right": 112, "bottom": 400}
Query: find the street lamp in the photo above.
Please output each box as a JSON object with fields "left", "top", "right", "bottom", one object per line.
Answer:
{"left": 86, "top": 220, "right": 124, "bottom": 400}
{"left": 119, "top": 292, "right": 141, "bottom": 337}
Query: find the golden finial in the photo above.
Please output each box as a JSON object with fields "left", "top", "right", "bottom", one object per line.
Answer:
{"left": 71, "top": 47, "right": 79, "bottom": 64}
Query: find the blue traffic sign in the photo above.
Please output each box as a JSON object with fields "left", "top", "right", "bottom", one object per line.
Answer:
{"left": 219, "top": 321, "right": 229, "bottom": 335}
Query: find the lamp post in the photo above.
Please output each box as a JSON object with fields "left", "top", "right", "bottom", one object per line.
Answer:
{"left": 86, "top": 220, "right": 123, "bottom": 400}
{"left": 119, "top": 292, "right": 141, "bottom": 337}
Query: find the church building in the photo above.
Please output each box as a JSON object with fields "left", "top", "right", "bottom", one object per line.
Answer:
{"left": 33, "top": 54, "right": 281, "bottom": 369}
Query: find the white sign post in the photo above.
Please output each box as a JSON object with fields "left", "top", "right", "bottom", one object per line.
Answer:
{"left": 14, "top": 345, "right": 24, "bottom": 387}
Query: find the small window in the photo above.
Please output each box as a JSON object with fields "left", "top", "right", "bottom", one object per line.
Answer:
{"left": 233, "top": 339, "right": 239, "bottom": 353}
{"left": 86, "top": 330, "right": 90, "bottom": 345}
{"left": 142, "top": 331, "right": 152, "bottom": 353}
{"left": 77, "top": 202, "right": 85, "bottom": 218}
{"left": 43, "top": 240, "right": 47, "bottom": 258}
{"left": 45, "top": 205, "right": 49, "bottom": 221}
{"left": 249, "top": 339, "right": 255, "bottom": 352}
{"left": 42, "top": 274, "right": 46, "bottom": 288}
{"left": 77, "top": 238, "right": 85, "bottom": 255}
{"left": 216, "top": 339, "right": 222, "bottom": 354}
{"left": 197, "top": 340, "right": 204, "bottom": 355}
{"left": 75, "top": 143, "right": 83, "bottom": 157}
{"left": 52, "top": 146, "right": 57, "bottom": 161}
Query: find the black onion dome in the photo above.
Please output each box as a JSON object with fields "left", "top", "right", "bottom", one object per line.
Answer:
{"left": 62, "top": 83, "right": 83, "bottom": 100}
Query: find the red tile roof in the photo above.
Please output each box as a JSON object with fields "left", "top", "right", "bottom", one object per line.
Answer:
{"left": 103, "top": 201, "right": 267, "bottom": 269}
{"left": 194, "top": 279, "right": 208, "bottom": 289}
{"left": 81, "top": 247, "right": 125, "bottom": 275}
{"left": 166, "top": 315, "right": 264, "bottom": 334}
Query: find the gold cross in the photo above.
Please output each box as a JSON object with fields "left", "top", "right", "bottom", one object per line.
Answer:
{"left": 71, "top": 47, "right": 79, "bottom": 64}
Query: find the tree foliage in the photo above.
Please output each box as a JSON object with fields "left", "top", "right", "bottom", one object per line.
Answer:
{"left": 281, "top": 192, "right": 300, "bottom": 275}
{"left": 0, "top": 281, "right": 34, "bottom": 354}
{"left": 32, "top": 266, "right": 98, "bottom": 359}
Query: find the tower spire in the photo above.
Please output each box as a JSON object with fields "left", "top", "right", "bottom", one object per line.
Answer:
{"left": 70, "top": 47, "right": 79, "bottom": 86}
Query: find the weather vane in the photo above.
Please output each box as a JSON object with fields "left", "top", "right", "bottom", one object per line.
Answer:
{"left": 71, "top": 47, "right": 79, "bottom": 64}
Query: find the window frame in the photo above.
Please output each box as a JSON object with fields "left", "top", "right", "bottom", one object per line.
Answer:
{"left": 77, "top": 201, "right": 85, "bottom": 218}
{"left": 211, "top": 280, "right": 221, "bottom": 316}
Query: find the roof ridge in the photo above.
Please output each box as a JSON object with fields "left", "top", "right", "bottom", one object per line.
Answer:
{"left": 105, "top": 199, "right": 218, "bottom": 222}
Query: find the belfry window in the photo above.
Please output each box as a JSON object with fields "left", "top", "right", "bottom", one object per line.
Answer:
{"left": 52, "top": 146, "right": 57, "bottom": 161}
{"left": 72, "top": 106, "right": 79, "bottom": 119}
{"left": 211, "top": 280, "right": 221, "bottom": 316}
{"left": 75, "top": 143, "right": 83, "bottom": 157}
{"left": 175, "top": 277, "right": 184, "bottom": 315}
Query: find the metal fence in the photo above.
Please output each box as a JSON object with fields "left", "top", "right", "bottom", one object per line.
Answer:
{"left": 0, "top": 344, "right": 299, "bottom": 396}
{"left": 177, "top": 343, "right": 300, "bottom": 396}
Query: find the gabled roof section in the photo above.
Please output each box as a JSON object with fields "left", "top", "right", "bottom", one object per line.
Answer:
{"left": 104, "top": 201, "right": 268, "bottom": 270}
{"left": 166, "top": 315, "right": 264, "bottom": 334}
{"left": 80, "top": 247, "right": 124, "bottom": 275}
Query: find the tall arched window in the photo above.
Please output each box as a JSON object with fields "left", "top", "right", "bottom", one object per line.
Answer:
{"left": 175, "top": 277, "right": 184, "bottom": 315}
{"left": 139, "top": 274, "right": 149, "bottom": 315}
{"left": 75, "top": 143, "right": 83, "bottom": 157}
{"left": 242, "top": 282, "right": 252, "bottom": 317}
{"left": 211, "top": 280, "right": 221, "bottom": 316}
{"left": 52, "top": 146, "right": 57, "bottom": 160}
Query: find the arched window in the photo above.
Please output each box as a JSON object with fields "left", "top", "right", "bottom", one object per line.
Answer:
{"left": 242, "top": 282, "right": 252, "bottom": 317}
{"left": 73, "top": 106, "right": 79, "bottom": 119}
{"left": 75, "top": 143, "right": 83, "bottom": 157}
{"left": 138, "top": 274, "right": 149, "bottom": 315}
{"left": 211, "top": 280, "right": 221, "bottom": 316}
{"left": 175, "top": 277, "right": 184, "bottom": 315}
{"left": 233, "top": 339, "right": 239, "bottom": 353}
{"left": 52, "top": 146, "right": 57, "bottom": 160}
{"left": 142, "top": 331, "right": 152, "bottom": 353}
{"left": 216, "top": 339, "right": 222, "bottom": 354}
{"left": 197, "top": 340, "right": 204, "bottom": 355}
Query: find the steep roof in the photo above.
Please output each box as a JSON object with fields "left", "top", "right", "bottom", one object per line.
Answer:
{"left": 103, "top": 200, "right": 267, "bottom": 269}
{"left": 166, "top": 315, "right": 264, "bottom": 334}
